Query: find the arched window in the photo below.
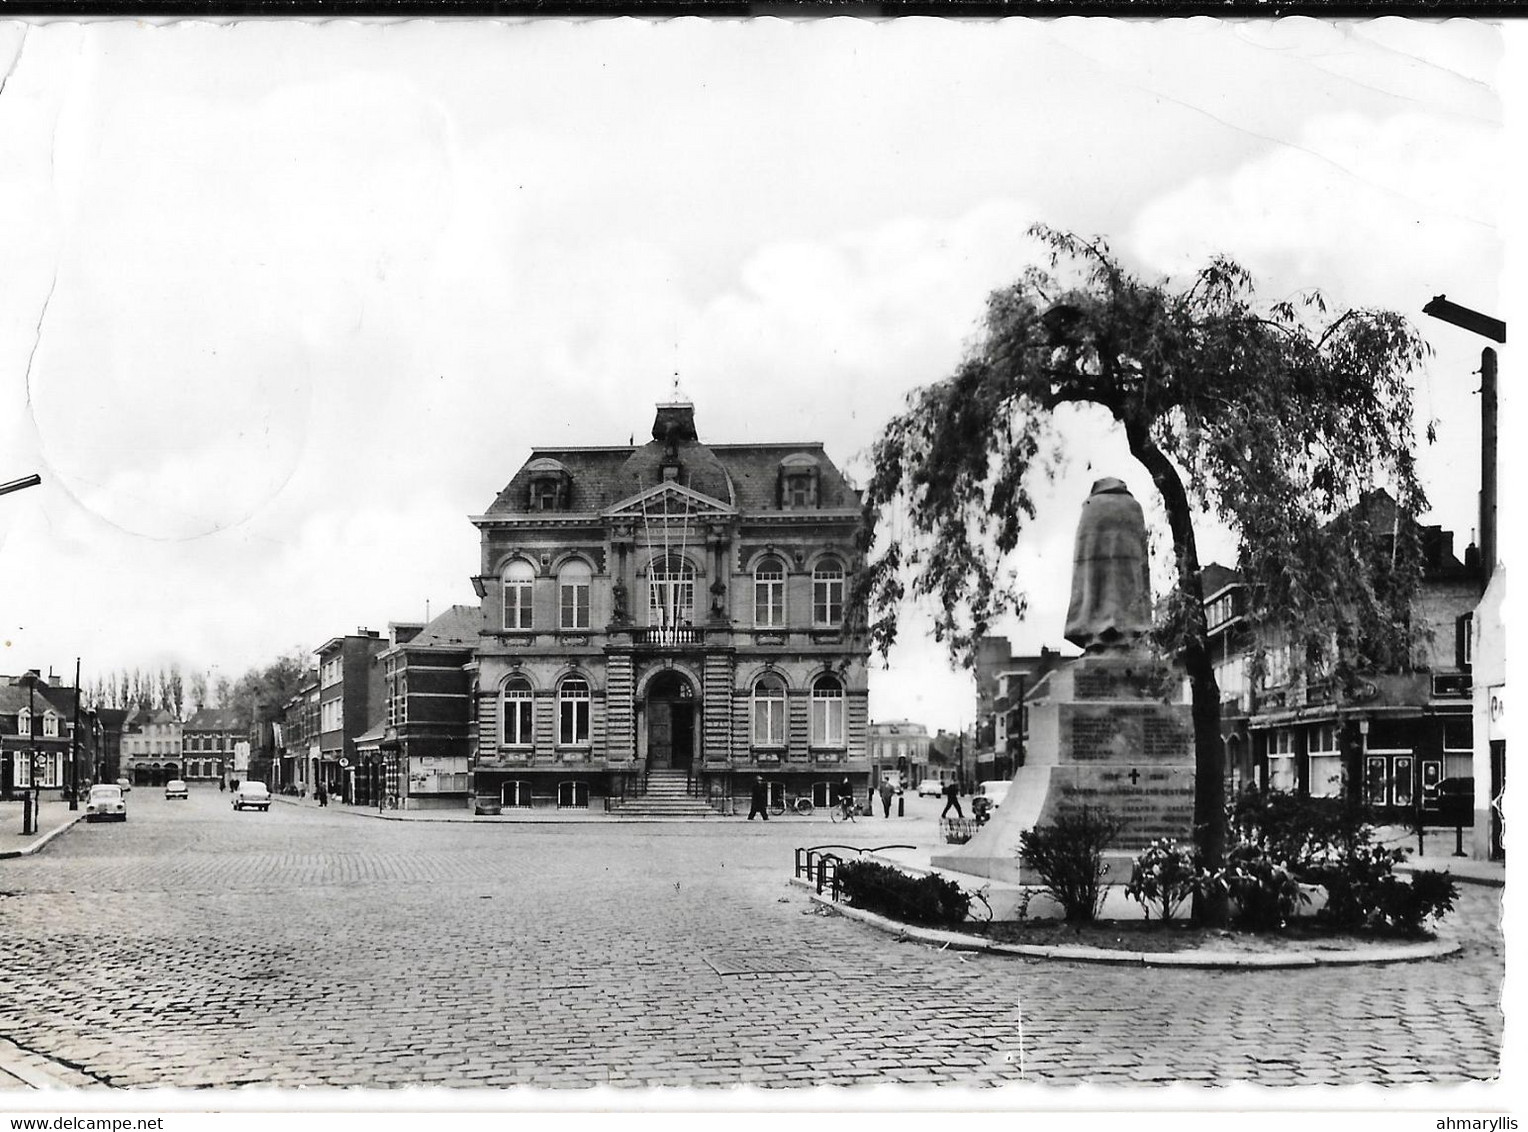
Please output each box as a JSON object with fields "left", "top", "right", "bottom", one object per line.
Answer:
{"left": 752, "top": 673, "right": 787, "bottom": 747}
{"left": 503, "top": 780, "right": 533, "bottom": 808}
{"left": 16, "top": 710, "right": 30, "bottom": 738}
{"left": 502, "top": 679, "right": 534, "bottom": 747}
{"left": 557, "top": 781, "right": 590, "bottom": 809}
{"left": 811, "top": 674, "right": 845, "bottom": 747}
{"left": 813, "top": 559, "right": 845, "bottom": 626}
{"left": 558, "top": 678, "right": 591, "bottom": 746}
{"left": 503, "top": 559, "right": 535, "bottom": 631}
{"left": 648, "top": 554, "right": 695, "bottom": 638}
{"left": 754, "top": 557, "right": 786, "bottom": 627}
{"left": 558, "top": 560, "right": 592, "bottom": 630}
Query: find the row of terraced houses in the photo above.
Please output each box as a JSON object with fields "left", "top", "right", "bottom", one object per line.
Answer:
{"left": 266, "top": 400, "right": 876, "bottom": 815}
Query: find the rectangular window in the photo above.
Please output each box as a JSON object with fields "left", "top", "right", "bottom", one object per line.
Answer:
{"left": 1307, "top": 723, "right": 1341, "bottom": 798}
{"left": 752, "top": 697, "right": 785, "bottom": 746}
{"left": 560, "top": 583, "right": 590, "bottom": 630}
{"left": 1267, "top": 728, "right": 1297, "bottom": 791}
{"left": 17, "top": 712, "right": 30, "bottom": 738}
{"left": 813, "top": 573, "right": 844, "bottom": 626}
{"left": 42, "top": 714, "right": 58, "bottom": 738}
{"left": 504, "top": 579, "right": 533, "bottom": 630}
{"left": 503, "top": 694, "right": 534, "bottom": 746}
{"left": 559, "top": 686, "right": 590, "bottom": 746}
{"left": 811, "top": 695, "right": 844, "bottom": 747}
{"left": 754, "top": 568, "right": 785, "bottom": 627}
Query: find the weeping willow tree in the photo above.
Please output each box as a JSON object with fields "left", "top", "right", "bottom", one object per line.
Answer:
{"left": 853, "top": 226, "right": 1430, "bottom": 908}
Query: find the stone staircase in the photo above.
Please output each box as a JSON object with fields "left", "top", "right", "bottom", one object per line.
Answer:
{"left": 610, "top": 768, "right": 722, "bottom": 818}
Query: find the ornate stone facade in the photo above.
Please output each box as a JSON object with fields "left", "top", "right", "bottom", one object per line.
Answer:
{"left": 468, "top": 401, "right": 871, "bottom": 812}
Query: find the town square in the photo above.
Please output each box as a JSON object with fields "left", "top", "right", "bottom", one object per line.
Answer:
{"left": 0, "top": 12, "right": 1515, "bottom": 1118}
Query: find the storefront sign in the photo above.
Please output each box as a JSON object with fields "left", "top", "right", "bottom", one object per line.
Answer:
{"left": 1489, "top": 684, "right": 1506, "bottom": 742}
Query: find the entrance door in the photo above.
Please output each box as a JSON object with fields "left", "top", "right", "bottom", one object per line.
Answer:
{"left": 646, "top": 671, "right": 696, "bottom": 769}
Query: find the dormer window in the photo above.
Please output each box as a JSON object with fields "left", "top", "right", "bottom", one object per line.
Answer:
{"left": 17, "top": 709, "right": 30, "bottom": 738}
{"left": 43, "top": 713, "right": 59, "bottom": 738}
{"left": 777, "top": 453, "right": 821, "bottom": 510}
{"left": 524, "top": 458, "right": 572, "bottom": 512}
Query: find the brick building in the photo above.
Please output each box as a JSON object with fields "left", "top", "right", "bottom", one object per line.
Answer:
{"left": 181, "top": 708, "right": 242, "bottom": 784}
{"left": 375, "top": 608, "right": 479, "bottom": 810}
{"left": 468, "top": 400, "right": 871, "bottom": 813}
{"left": 1207, "top": 491, "right": 1482, "bottom": 817}
{"left": 1, "top": 671, "right": 78, "bottom": 797}
{"left": 315, "top": 630, "right": 387, "bottom": 804}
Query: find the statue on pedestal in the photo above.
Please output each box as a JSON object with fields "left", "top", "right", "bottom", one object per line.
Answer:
{"left": 1064, "top": 477, "right": 1153, "bottom": 654}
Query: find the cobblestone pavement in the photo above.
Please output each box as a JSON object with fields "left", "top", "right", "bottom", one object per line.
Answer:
{"left": 0, "top": 789, "right": 1504, "bottom": 1089}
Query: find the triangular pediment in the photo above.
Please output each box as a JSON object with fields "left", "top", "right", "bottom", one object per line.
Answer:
{"left": 604, "top": 481, "right": 736, "bottom": 521}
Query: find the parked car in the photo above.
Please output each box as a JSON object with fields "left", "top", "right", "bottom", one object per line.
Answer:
{"left": 85, "top": 784, "right": 128, "bottom": 823}
{"left": 116, "top": 777, "right": 131, "bottom": 794}
{"left": 164, "top": 779, "right": 189, "bottom": 800}
{"left": 232, "top": 781, "right": 272, "bottom": 812}
{"left": 1430, "top": 777, "right": 1474, "bottom": 825}
{"left": 975, "top": 780, "right": 1011, "bottom": 808}
{"left": 917, "top": 779, "right": 945, "bottom": 797}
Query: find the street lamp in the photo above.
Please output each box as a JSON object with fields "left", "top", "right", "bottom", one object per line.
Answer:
{"left": 0, "top": 474, "right": 41, "bottom": 497}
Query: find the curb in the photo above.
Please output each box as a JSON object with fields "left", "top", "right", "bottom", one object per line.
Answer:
{"left": 800, "top": 885, "right": 1463, "bottom": 968}
{"left": 0, "top": 1036, "right": 101, "bottom": 1089}
{"left": 270, "top": 795, "right": 758, "bottom": 824}
{"left": 1395, "top": 862, "right": 1505, "bottom": 888}
{"left": 0, "top": 812, "right": 86, "bottom": 860}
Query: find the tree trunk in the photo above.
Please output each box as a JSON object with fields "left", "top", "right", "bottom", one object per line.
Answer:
{"left": 1125, "top": 422, "right": 1230, "bottom": 925}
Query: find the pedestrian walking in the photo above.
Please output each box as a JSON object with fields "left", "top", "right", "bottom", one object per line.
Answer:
{"left": 218, "top": 778, "right": 226, "bottom": 793}
{"left": 940, "top": 778, "right": 963, "bottom": 819}
{"left": 316, "top": 784, "right": 327, "bottom": 807}
{"left": 878, "top": 778, "right": 895, "bottom": 818}
{"left": 747, "top": 776, "right": 770, "bottom": 821}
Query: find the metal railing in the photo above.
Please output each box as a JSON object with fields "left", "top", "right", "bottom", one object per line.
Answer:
{"left": 794, "top": 843, "right": 916, "bottom": 898}
{"left": 634, "top": 626, "right": 704, "bottom": 647}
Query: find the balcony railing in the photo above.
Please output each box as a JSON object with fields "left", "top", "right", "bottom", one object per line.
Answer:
{"left": 634, "top": 626, "right": 704, "bottom": 647}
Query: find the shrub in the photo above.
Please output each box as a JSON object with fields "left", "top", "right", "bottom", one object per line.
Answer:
{"left": 1125, "top": 838, "right": 1200, "bottom": 922}
{"left": 1385, "top": 870, "right": 1458, "bottom": 935}
{"left": 1227, "top": 788, "right": 1369, "bottom": 875}
{"left": 1314, "top": 858, "right": 1458, "bottom": 937}
{"left": 1210, "top": 843, "right": 1308, "bottom": 930}
{"left": 1019, "top": 807, "right": 1121, "bottom": 923}
{"left": 834, "top": 860, "right": 972, "bottom": 926}
{"left": 1308, "top": 839, "right": 1408, "bottom": 930}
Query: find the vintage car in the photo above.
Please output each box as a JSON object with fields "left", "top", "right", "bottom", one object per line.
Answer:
{"left": 85, "top": 784, "right": 128, "bottom": 823}
{"left": 232, "top": 781, "right": 272, "bottom": 812}
{"left": 164, "top": 779, "right": 189, "bottom": 800}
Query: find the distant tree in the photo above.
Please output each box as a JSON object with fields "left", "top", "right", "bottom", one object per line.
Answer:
{"left": 168, "top": 664, "right": 185, "bottom": 719}
{"left": 189, "top": 670, "right": 208, "bottom": 713}
{"left": 214, "top": 675, "right": 233, "bottom": 711}
{"left": 226, "top": 650, "right": 309, "bottom": 730}
{"left": 855, "top": 226, "right": 1429, "bottom": 922}
{"left": 117, "top": 671, "right": 131, "bottom": 710}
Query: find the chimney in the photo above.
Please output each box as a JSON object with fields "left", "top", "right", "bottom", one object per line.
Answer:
{"left": 651, "top": 401, "right": 698, "bottom": 446}
{"left": 1465, "top": 542, "right": 1481, "bottom": 571}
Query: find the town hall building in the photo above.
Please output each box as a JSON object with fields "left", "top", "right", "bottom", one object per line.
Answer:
{"left": 468, "top": 400, "right": 872, "bottom": 814}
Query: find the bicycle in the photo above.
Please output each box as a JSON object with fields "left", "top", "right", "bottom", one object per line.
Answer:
{"left": 829, "top": 796, "right": 864, "bottom": 823}
{"left": 770, "top": 793, "right": 815, "bottom": 817}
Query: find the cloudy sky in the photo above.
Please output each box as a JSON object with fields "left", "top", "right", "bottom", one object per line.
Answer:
{"left": 0, "top": 17, "right": 1511, "bottom": 731}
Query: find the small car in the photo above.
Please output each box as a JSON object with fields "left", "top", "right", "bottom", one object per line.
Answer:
{"left": 164, "top": 779, "right": 189, "bottom": 800}
{"left": 85, "top": 784, "right": 128, "bottom": 823}
{"left": 975, "top": 780, "right": 1011, "bottom": 808}
{"left": 232, "top": 781, "right": 272, "bottom": 812}
{"left": 917, "top": 779, "right": 945, "bottom": 797}
{"left": 116, "top": 777, "right": 132, "bottom": 794}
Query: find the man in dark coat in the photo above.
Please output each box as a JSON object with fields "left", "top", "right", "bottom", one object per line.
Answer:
{"left": 747, "top": 776, "right": 769, "bottom": 820}
{"left": 941, "top": 778, "right": 963, "bottom": 818}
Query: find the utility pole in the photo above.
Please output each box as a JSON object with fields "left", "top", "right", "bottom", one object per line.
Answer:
{"left": 69, "top": 658, "right": 81, "bottom": 810}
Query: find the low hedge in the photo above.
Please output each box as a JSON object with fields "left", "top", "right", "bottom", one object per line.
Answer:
{"left": 834, "top": 859, "right": 972, "bottom": 926}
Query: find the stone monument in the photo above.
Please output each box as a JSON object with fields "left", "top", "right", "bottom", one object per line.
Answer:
{"left": 931, "top": 478, "right": 1197, "bottom": 885}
